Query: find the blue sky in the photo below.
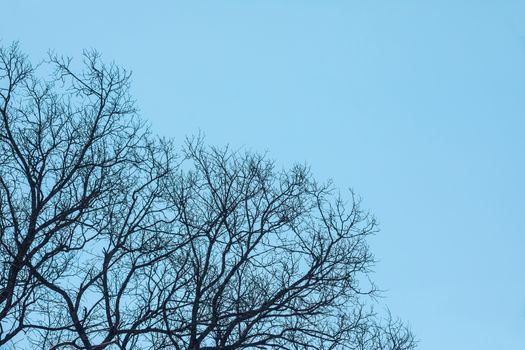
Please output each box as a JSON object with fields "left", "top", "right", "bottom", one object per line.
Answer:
{"left": 2, "top": 1, "right": 524, "bottom": 349}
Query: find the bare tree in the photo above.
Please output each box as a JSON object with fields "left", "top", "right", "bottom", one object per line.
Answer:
{"left": 0, "top": 43, "right": 415, "bottom": 350}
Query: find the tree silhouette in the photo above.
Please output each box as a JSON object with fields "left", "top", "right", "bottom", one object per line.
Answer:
{"left": 0, "top": 43, "right": 415, "bottom": 350}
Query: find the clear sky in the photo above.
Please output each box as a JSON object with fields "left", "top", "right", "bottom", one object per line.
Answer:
{"left": 2, "top": 1, "right": 524, "bottom": 349}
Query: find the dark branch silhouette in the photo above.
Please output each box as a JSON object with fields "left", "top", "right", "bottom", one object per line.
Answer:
{"left": 0, "top": 43, "right": 416, "bottom": 350}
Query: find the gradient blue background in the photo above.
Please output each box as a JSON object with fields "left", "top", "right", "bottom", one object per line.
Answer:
{"left": 2, "top": 1, "right": 524, "bottom": 349}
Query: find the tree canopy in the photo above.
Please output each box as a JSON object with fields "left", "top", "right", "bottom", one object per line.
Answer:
{"left": 0, "top": 43, "right": 415, "bottom": 350}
